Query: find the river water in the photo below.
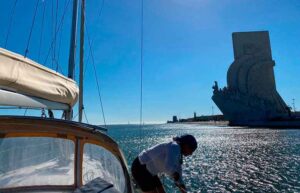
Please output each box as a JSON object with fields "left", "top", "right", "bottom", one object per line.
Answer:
{"left": 108, "top": 124, "right": 300, "bottom": 193}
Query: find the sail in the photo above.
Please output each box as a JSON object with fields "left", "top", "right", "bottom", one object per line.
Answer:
{"left": 0, "top": 47, "right": 79, "bottom": 107}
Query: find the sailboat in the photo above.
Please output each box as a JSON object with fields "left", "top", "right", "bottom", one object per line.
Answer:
{"left": 0, "top": 0, "right": 134, "bottom": 192}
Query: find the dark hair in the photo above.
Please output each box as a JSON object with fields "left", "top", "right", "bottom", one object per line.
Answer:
{"left": 173, "top": 134, "right": 198, "bottom": 152}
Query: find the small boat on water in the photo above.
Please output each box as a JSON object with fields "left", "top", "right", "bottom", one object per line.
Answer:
{"left": 0, "top": 0, "right": 134, "bottom": 192}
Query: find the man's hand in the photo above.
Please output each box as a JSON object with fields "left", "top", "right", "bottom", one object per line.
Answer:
{"left": 175, "top": 183, "right": 187, "bottom": 193}
{"left": 173, "top": 172, "right": 187, "bottom": 193}
{"left": 173, "top": 172, "right": 180, "bottom": 181}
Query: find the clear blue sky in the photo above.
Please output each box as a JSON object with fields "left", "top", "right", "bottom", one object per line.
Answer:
{"left": 0, "top": 0, "right": 300, "bottom": 124}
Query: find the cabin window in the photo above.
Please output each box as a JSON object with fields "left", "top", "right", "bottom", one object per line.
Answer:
{"left": 0, "top": 137, "right": 75, "bottom": 188}
{"left": 83, "top": 143, "right": 126, "bottom": 193}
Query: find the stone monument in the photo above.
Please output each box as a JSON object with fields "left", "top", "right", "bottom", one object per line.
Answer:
{"left": 212, "top": 31, "right": 291, "bottom": 125}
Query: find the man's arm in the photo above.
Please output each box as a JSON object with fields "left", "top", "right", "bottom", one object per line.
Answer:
{"left": 165, "top": 144, "right": 186, "bottom": 192}
{"left": 175, "top": 181, "right": 187, "bottom": 193}
{"left": 173, "top": 172, "right": 187, "bottom": 193}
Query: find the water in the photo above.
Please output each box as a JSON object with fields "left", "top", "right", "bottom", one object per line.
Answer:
{"left": 108, "top": 124, "right": 300, "bottom": 193}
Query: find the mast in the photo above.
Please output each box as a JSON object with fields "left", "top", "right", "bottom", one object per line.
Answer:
{"left": 79, "top": 0, "right": 85, "bottom": 122}
{"left": 66, "top": 0, "right": 79, "bottom": 120}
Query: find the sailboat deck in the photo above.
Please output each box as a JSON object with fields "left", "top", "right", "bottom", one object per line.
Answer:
{"left": 0, "top": 116, "right": 132, "bottom": 193}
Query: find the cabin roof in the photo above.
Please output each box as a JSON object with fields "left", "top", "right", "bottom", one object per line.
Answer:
{"left": 0, "top": 115, "right": 121, "bottom": 157}
{"left": 0, "top": 116, "right": 133, "bottom": 193}
{"left": 0, "top": 115, "right": 107, "bottom": 132}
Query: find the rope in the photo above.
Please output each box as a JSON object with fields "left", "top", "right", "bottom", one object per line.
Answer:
{"left": 139, "top": 0, "right": 144, "bottom": 126}
{"left": 97, "top": 0, "right": 105, "bottom": 26}
{"left": 43, "top": 0, "right": 71, "bottom": 67}
{"left": 41, "top": 108, "right": 46, "bottom": 118}
{"left": 56, "top": 0, "right": 69, "bottom": 74}
{"left": 81, "top": 0, "right": 105, "bottom": 126}
{"left": 83, "top": 108, "right": 89, "bottom": 124}
{"left": 38, "top": 0, "right": 46, "bottom": 62}
{"left": 24, "top": 108, "right": 28, "bottom": 116}
{"left": 4, "top": 0, "right": 18, "bottom": 48}
{"left": 85, "top": 24, "right": 107, "bottom": 127}
{"left": 84, "top": 0, "right": 105, "bottom": 78}
{"left": 24, "top": 0, "right": 40, "bottom": 58}
{"left": 72, "top": 112, "right": 79, "bottom": 120}
{"left": 51, "top": 0, "right": 54, "bottom": 68}
{"left": 54, "top": 0, "right": 59, "bottom": 71}
{"left": 56, "top": 29, "right": 64, "bottom": 73}
{"left": 138, "top": 0, "right": 144, "bottom": 152}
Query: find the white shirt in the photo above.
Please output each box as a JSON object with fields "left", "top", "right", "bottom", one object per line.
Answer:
{"left": 138, "top": 141, "right": 184, "bottom": 184}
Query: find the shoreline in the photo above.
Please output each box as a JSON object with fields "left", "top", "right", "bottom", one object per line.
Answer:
{"left": 168, "top": 121, "right": 229, "bottom": 126}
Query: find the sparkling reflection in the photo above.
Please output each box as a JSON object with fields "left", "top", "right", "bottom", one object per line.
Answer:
{"left": 108, "top": 124, "right": 300, "bottom": 193}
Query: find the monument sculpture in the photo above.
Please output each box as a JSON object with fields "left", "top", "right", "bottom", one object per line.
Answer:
{"left": 212, "top": 31, "right": 299, "bottom": 127}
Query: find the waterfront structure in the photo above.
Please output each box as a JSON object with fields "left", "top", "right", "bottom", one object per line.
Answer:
{"left": 173, "top": 115, "right": 178, "bottom": 122}
{"left": 167, "top": 114, "right": 225, "bottom": 123}
{"left": 212, "top": 31, "right": 300, "bottom": 127}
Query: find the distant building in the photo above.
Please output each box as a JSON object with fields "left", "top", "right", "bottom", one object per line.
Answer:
{"left": 167, "top": 114, "right": 225, "bottom": 123}
{"left": 173, "top": 116, "right": 178, "bottom": 122}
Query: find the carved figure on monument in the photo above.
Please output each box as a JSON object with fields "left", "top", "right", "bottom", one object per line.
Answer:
{"left": 212, "top": 81, "right": 219, "bottom": 94}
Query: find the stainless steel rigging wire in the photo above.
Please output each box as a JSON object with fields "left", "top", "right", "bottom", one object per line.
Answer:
{"left": 4, "top": 0, "right": 18, "bottom": 48}
{"left": 56, "top": 0, "right": 69, "bottom": 75}
{"left": 83, "top": 108, "right": 89, "bottom": 124}
{"left": 51, "top": 0, "right": 54, "bottom": 68}
{"left": 139, "top": 0, "right": 144, "bottom": 152}
{"left": 43, "top": 0, "right": 71, "bottom": 66}
{"left": 24, "top": 0, "right": 40, "bottom": 58}
{"left": 79, "top": 0, "right": 105, "bottom": 125}
{"left": 84, "top": 0, "right": 105, "bottom": 78}
{"left": 54, "top": 0, "right": 59, "bottom": 71}
{"left": 38, "top": 0, "right": 46, "bottom": 62}
{"left": 85, "top": 24, "right": 107, "bottom": 127}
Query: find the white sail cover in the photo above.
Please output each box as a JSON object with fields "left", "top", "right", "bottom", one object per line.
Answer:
{"left": 0, "top": 47, "right": 79, "bottom": 107}
{"left": 0, "top": 89, "right": 69, "bottom": 110}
